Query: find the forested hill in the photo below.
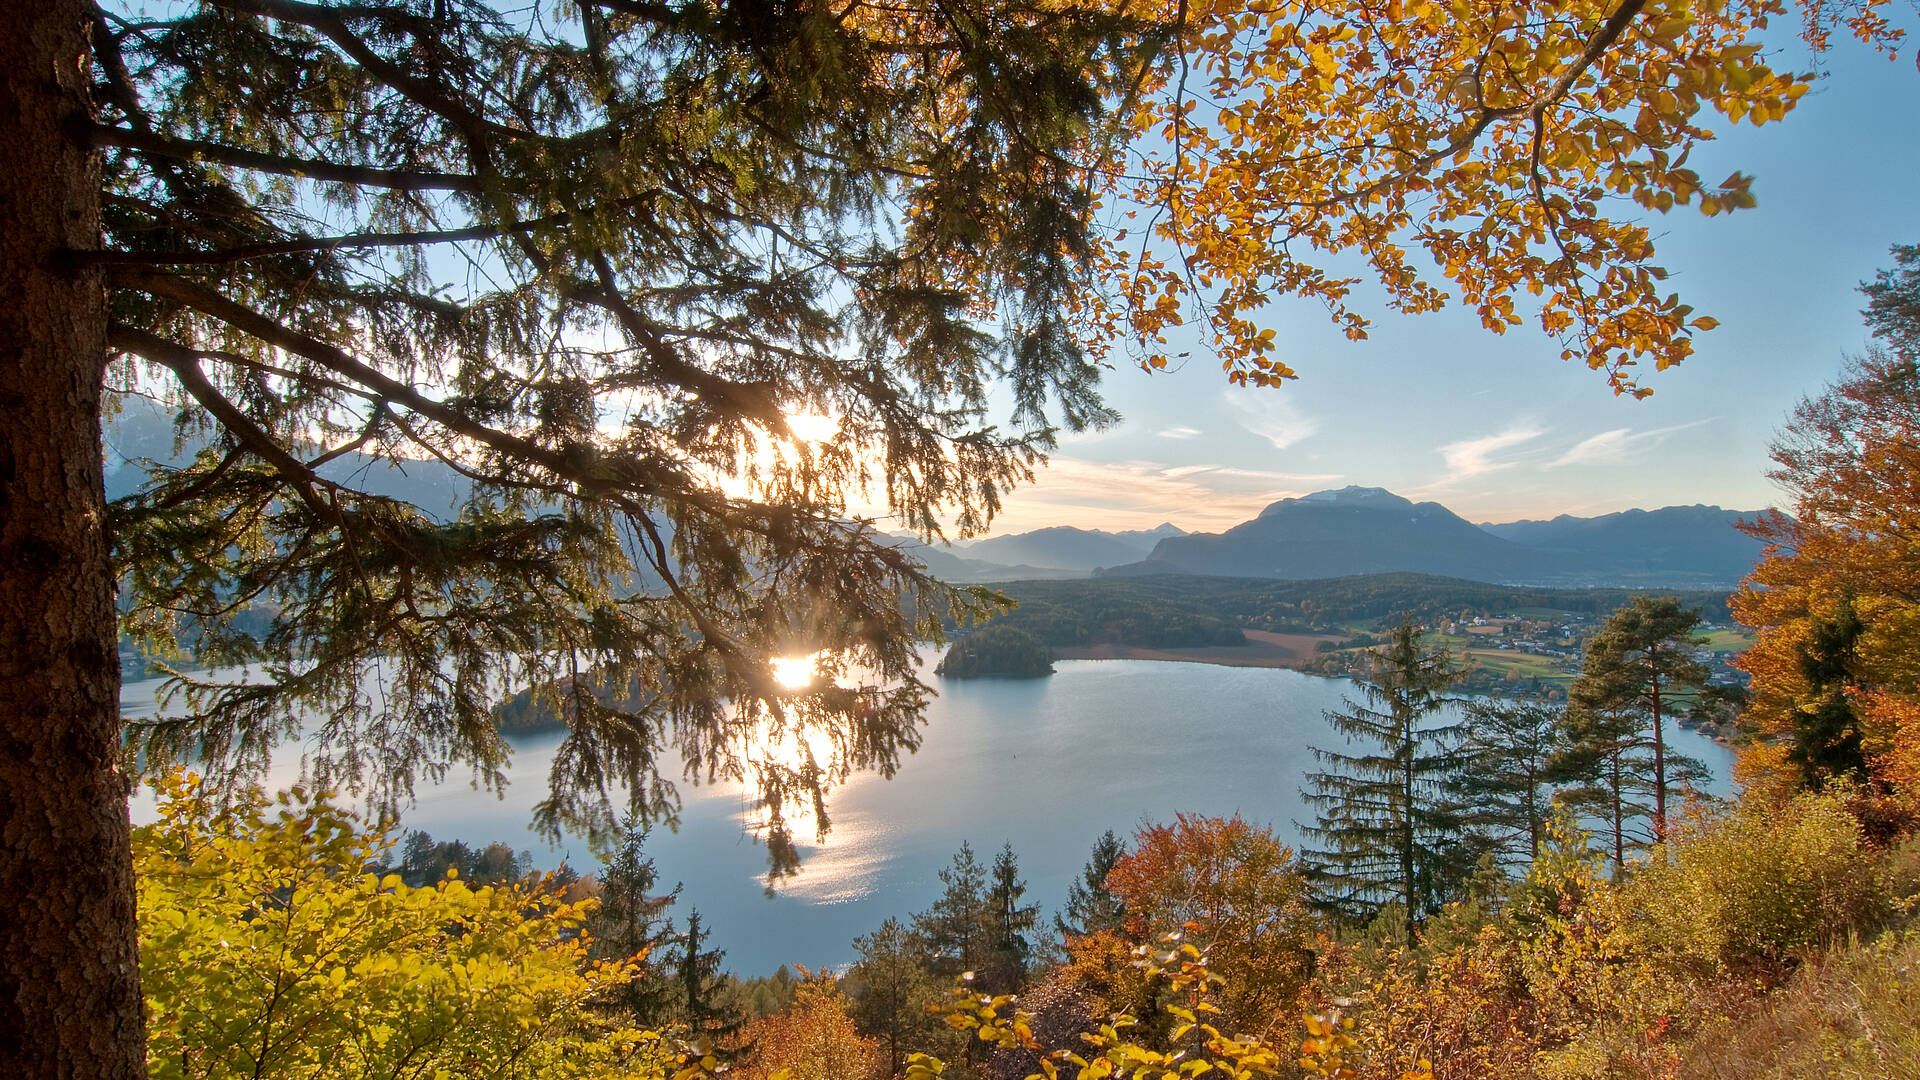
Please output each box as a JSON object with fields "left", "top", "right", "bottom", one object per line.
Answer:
{"left": 961, "top": 572, "right": 1734, "bottom": 646}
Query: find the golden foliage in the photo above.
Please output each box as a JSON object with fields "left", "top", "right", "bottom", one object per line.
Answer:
{"left": 136, "top": 771, "right": 700, "bottom": 1080}
{"left": 1068, "top": 0, "right": 1888, "bottom": 396}
{"left": 731, "top": 970, "right": 887, "bottom": 1080}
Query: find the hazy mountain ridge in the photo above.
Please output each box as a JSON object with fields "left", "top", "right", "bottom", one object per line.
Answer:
{"left": 1101, "top": 485, "right": 1771, "bottom": 589}
{"left": 106, "top": 401, "right": 1767, "bottom": 588}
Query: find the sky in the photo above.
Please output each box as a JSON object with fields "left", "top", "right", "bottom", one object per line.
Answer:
{"left": 958, "top": 33, "right": 1920, "bottom": 537}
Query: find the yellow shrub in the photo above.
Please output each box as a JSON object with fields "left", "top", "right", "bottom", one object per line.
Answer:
{"left": 1629, "top": 791, "right": 1887, "bottom": 976}
{"left": 137, "top": 771, "right": 687, "bottom": 1080}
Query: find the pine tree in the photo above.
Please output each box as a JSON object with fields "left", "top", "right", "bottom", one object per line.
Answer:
{"left": 1053, "top": 830, "right": 1127, "bottom": 941}
{"left": 982, "top": 842, "right": 1040, "bottom": 992}
{"left": 1449, "top": 701, "right": 1568, "bottom": 865}
{"left": 1565, "top": 596, "right": 1714, "bottom": 844}
{"left": 589, "top": 818, "right": 680, "bottom": 1024}
{"left": 1301, "top": 621, "right": 1471, "bottom": 941}
{"left": 845, "top": 918, "right": 942, "bottom": 1076}
{"left": 913, "top": 842, "right": 988, "bottom": 978}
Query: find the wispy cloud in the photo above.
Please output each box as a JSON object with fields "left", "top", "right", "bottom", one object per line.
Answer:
{"left": 1545, "top": 428, "right": 1632, "bottom": 469}
{"left": 1543, "top": 419, "right": 1717, "bottom": 470}
{"left": 1432, "top": 424, "right": 1545, "bottom": 484}
{"left": 1156, "top": 425, "right": 1204, "bottom": 439}
{"left": 1222, "top": 391, "right": 1321, "bottom": 451}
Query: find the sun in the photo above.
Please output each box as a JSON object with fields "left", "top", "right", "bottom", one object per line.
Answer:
{"left": 770, "top": 652, "right": 820, "bottom": 690}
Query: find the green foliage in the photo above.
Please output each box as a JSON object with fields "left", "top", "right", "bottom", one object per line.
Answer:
{"left": 1567, "top": 596, "right": 1715, "bottom": 840}
{"left": 845, "top": 919, "right": 947, "bottom": 1076}
{"left": 915, "top": 842, "right": 991, "bottom": 979}
{"left": 983, "top": 843, "right": 1042, "bottom": 992}
{"left": 1789, "top": 604, "right": 1871, "bottom": 785}
{"left": 393, "top": 829, "right": 535, "bottom": 887}
{"left": 1628, "top": 791, "right": 1889, "bottom": 976}
{"left": 935, "top": 625, "right": 1057, "bottom": 679}
{"left": 1450, "top": 701, "right": 1568, "bottom": 865}
{"left": 588, "top": 817, "right": 682, "bottom": 1025}
{"left": 981, "top": 574, "right": 1735, "bottom": 644}
{"left": 136, "top": 771, "right": 683, "bottom": 1080}
{"left": 102, "top": 0, "right": 1154, "bottom": 878}
{"left": 1054, "top": 829, "right": 1128, "bottom": 941}
{"left": 669, "top": 910, "right": 738, "bottom": 1036}
{"left": 1303, "top": 623, "right": 1474, "bottom": 940}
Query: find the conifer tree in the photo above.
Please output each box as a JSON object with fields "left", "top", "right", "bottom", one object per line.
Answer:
{"left": 1054, "top": 829, "right": 1127, "bottom": 941}
{"left": 845, "top": 918, "right": 943, "bottom": 1076}
{"left": 1565, "top": 596, "right": 1714, "bottom": 843}
{"left": 982, "top": 842, "right": 1040, "bottom": 992}
{"left": 588, "top": 818, "right": 681, "bottom": 1024}
{"left": 670, "top": 909, "right": 736, "bottom": 1036}
{"left": 913, "top": 842, "right": 989, "bottom": 978}
{"left": 1301, "top": 621, "right": 1471, "bottom": 941}
{"left": 1450, "top": 701, "right": 1569, "bottom": 865}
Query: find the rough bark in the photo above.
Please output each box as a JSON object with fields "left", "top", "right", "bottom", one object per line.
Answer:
{"left": 0, "top": 1, "right": 145, "bottom": 1076}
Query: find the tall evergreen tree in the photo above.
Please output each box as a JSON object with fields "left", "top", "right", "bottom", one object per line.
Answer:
{"left": 1450, "top": 701, "right": 1569, "bottom": 865}
{"left": 1054, "top": 829, "right": 1128, "bottom": 941}
{"left": 845, "top": 918, "right": 943, "bottom": 1076}
{"left": 913, "top": 842, "right": 988, "bottom": 978}
{"left": 1566, "top": 596, "right": 1714, "bottom": 841}
{"left": 982, "top": 842, "right": 1040, "bottom": 992}
{"left": 669, "top": 909, "right": 736, "bottom": 1037}
{"left": 1788, "top": 604, "right": 1870, "bottom": 786}
{"left": 589, "top": 818, "right": 681, "bottom": 1024}
{"left": 1301, "top": 621, "right": 1471, "bottom": 941}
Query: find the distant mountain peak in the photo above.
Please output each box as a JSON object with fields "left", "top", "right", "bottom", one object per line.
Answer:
{"left": 1261, "top": 485, "right": 1410, "bottom": 516}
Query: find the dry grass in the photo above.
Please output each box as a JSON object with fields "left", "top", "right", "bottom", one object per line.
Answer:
{"left": 1678, "top": 931, "right": 1920, "bottom": 1080}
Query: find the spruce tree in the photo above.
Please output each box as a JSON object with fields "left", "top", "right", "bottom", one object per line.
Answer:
{"left": 982, "top": 842, "right": 1040, "bottom": 992}
{"left": 1054, "top": 829, "right": 1128, "bottom": 941}
{"left": 1449, "top": 701, "right": 1569, "bottom": 865}
{"left": 913, "top": 842, "right": 988, "bottom": 978}
{"left": 589, "top": 818, "right": 681, "bottom": 1024}
{"left": 670, "top": 909, "right": 736, "bottom": 1037}
{"left": 1301, "top": 621, "right": 1471, "bottom": 941}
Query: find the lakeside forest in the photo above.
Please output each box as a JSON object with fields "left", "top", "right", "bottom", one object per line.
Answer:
{"left": 119, "top": 258, "right": 1920, "bottom": 1080}
{"left": 6, "top": 0, "right": 1920, "bottom": 1079}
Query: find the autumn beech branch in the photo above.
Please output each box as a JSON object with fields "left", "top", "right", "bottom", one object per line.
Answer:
{"left": 1298, "top": 0, "right": 1651, "bottom": 210}
{"left": 90, "top": 124, "right": 482, "bottom": 192}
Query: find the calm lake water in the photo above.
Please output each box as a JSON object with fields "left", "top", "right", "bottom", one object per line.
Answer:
{"left": 123, "top": 657, "right": 1737, "bottom": 976}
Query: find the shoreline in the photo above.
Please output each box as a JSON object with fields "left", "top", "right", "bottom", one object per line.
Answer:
{"left": 1051, "top": 629, "right": 1342, "bottom": 670}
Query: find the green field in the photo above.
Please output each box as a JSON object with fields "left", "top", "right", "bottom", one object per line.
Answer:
{"left": 1700, "top": 627, "right": 1756, "bottom": 651}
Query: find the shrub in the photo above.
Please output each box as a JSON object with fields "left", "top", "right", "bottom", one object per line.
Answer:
{"left": 137, "top": 771, "right": 681, "bottom": 1080}
{"left": 1629, "top": 790, "right": 1887, "bottom": 976}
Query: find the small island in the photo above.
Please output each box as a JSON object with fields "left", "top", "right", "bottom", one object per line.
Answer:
{"left": 935, "top": 625, "right": 1057, "bottom": 678}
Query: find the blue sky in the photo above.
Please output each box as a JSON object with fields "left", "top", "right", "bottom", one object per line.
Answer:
{"left": 971, "top": 35, "right": 1920, "bottom": 536}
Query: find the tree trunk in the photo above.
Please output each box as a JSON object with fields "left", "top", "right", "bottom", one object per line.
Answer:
{"left": 0, "top": 2, "right": 144, "bottom": 1076}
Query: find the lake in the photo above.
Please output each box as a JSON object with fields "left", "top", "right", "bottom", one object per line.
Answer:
{"left": 123, "top": 657, "right": 1737, "bottom": 976}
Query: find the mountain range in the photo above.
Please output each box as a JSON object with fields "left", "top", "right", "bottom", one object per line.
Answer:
{"left": 1095, "top": 486, "right": 1769, "bottom": 588}
{"left": 104, "top": 402, "right": 1769, "bottom": 589}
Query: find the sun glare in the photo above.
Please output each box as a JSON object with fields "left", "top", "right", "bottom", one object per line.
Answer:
{"left": 770, "top": 652, "right": 821, "bottom": 690}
